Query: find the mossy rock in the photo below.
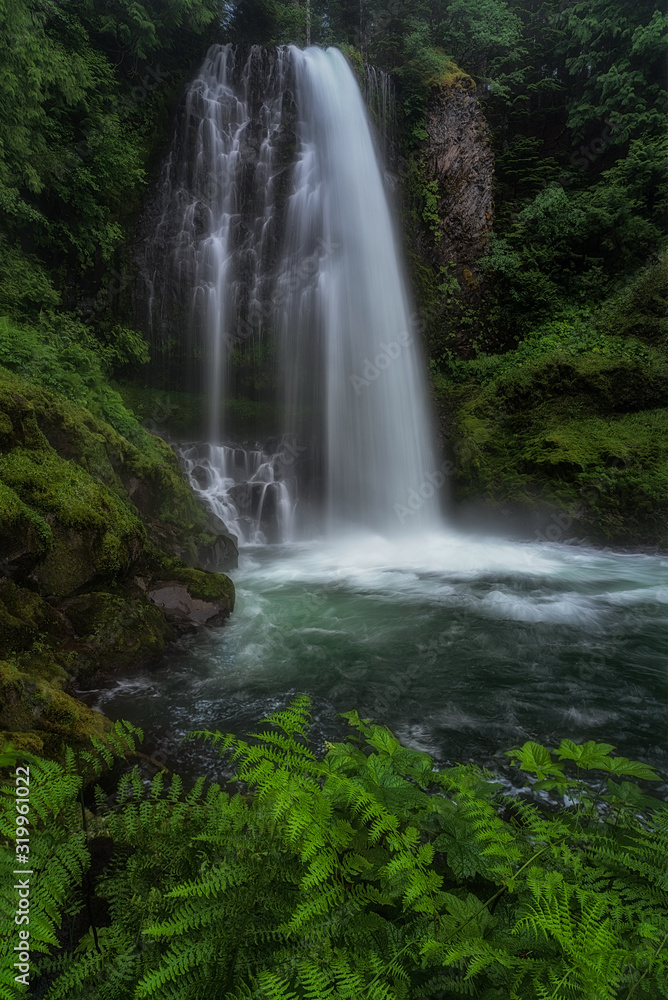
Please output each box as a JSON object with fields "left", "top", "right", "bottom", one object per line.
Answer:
{"left": 59, "top": 590, "right": 174, "bottom": 677}
{"left": 146, "top": 567, "right": 235, "bottom": 629}
{"left": 0, "top": 729, "right": 45, "bottom": 756}
{"left": 165, "top": 566, "right": 236, "bottom": 606}
{"left": 0, "top": 370, "right": 233, "bottom": 597}
{"left": 0, "top": 660, "right": 111, "bottom": 747}
{"left": 473, "top": 351, "right": 668, "bottom": 418}
{"left": 0, "top": 579, "right": 71, "bottom": 660}
{"left": 440, "top": 338, "right": 668, "bottom": 546}
{"left": 0, "top": 361, "right": 238, "bottom": 762}
{"left": 0, "top": 369, "right": 215, "bottom": 565}
{"left": 0, "top": 481, "right": 51, "bottom": 575}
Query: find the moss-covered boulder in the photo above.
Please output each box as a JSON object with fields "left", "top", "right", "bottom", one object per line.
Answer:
{"left": 0, "top": 659, "right": 111, "bottom": 758}
{"left": 0, "top": 369, "right": 235, "bottom": 573}
{"left": 146, "top": 566, "right": 235, "bottom": 629}
{"left": 0, "top": 448, "right": 145, "bottom": 596}
{"left": 0, "top": 579, "right": 72, "bottom": 658}
{"left": 58, "top": 590, "right": 175, "bottom": 677}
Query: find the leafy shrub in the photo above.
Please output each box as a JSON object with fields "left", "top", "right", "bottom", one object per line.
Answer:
{"left": 0, "top": 315, "right": 149, "bottom": 445}
{"left": 1, "top": 699, "right": 666, "bottom": 999}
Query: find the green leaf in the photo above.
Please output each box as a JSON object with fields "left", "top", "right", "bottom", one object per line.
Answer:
{"left": 602, "top": 756, "right": 660, "bottom": 781}
{"left": 554, "top": 739, "right": 617, "bottom": 769}
{"left": 508, "top": 741, "right": 565, "bottom": 780}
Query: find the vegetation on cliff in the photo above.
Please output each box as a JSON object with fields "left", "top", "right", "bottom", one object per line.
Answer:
{"left": 433, "top": 256, "right": 668, "bottom": 546}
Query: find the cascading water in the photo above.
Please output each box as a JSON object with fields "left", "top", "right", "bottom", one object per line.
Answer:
{"left": 281, "top": 47, "right": 437, "bottom": 533}
{"left": 140, "top": 43, "right": 439, "bottom": 541}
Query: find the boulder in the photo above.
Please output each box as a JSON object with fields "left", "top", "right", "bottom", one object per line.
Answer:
{"left": 146, "top": 567, "right": 235, "bottom": 630}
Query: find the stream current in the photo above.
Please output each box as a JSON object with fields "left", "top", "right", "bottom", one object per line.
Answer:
{"left": 90, "top": 531, "right": 668, "bottom": 788}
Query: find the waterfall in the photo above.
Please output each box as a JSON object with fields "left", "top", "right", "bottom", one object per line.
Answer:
{"left": 140, "top": 44, "right": 440, "bottom": 542}
{"left": 363, "top": 63, "right": 397, "bottom": 162}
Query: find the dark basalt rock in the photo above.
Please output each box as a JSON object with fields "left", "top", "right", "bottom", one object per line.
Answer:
{"left": 423, "top": 83, "right": 494, "bottom": 276}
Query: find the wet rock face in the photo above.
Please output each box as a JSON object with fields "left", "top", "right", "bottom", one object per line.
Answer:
{"left": 228, "top": 481, "right": 283, "bottom": 543}
{"left": 424, "top": 84, "right": 494, "bottom": 274}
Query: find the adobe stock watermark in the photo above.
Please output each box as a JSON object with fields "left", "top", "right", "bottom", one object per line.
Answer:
{"left": 349, "top": 329, "right": 413, "bottom": 395}
{"left": 275, "top": 435, "right": 308, "bottom": 475}
{"left": 394, "top": 459, "right": 455, "bottom": 524}
{"left": 12, "top": 762, "right": 32, "bottom": 988}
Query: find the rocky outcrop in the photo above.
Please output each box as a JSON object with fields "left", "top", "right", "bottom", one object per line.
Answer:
{"left": 0, "top": 370, "right": 236, "bottom": 753}
{"left": 424, "top": 82, "right": 494, "bottom": 276}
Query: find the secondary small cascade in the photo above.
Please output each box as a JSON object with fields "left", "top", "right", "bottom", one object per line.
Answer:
{"left": 179, "top": 441, "right": 295, "bottom": 544}
{"left": 140, "top": 43, "right": 440, "bottom": 540}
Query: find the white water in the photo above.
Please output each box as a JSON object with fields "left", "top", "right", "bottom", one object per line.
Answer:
{"left": 90, "top": 531, "right": 668, "bottom": 783}
{"left": 179, "top": 440, "right": 295, "bottom": 544}
{"left": 143, "top": 44, "right": 438, "bottom": 538}
{"left": 281, "top": 47, "right": 437, "bottom": 533}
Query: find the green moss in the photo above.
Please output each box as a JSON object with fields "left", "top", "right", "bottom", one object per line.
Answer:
{"left": 439, "top": 332, "right": 668, "bottom": 545}
{"left": 0, "top": 366, "right": 208, "bottom": 542}
{"left": 597, "top": 253, "right": 668, "bottom": 347}
{"left": 0, "top": 367, "right": 226, "bottom": 595}
{"left": 0, "top": 729, "right": 44, "bottom": 755}
{"left": 37, "top": 684, "right": 111, "bottom": 740}
{"left": 0, "top": 480, "right": 52, "bottom": 550}
{"left": 0, "top": 580, "right": 69, "bottom": 660}
{"left": 0, "top": 448, "right": 140, "bottom": 535}
{"left": 158, "top": 565, "right": 236, "bottom": 609}
{"left": 60, "top": 590, "right": 174, "bottom": 675}
{"left": 0, "top": 410, "right": 13, "bottom": 437}
{"left": 0, "top": 659, "right": 110, "bottom": 746}
{"left": 0, "top": 447, "right": 146, "bottom": 595}
{"left": 0, "top": 348, "right": 236, "bottom": 758}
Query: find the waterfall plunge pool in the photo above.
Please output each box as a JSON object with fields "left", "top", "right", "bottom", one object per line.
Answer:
{"left": 85, "top": 530, "right": 668, "bottom": 790}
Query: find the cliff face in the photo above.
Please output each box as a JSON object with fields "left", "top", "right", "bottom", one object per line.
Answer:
{"left": 423, "top": 82, "right": 494, "bottom": 277}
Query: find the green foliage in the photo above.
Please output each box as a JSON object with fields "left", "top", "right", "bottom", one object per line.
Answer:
{"left": 0, "top": 239, "right": 60, "bottom": 320}
{"left": 0, "top": 314, "right": 149, "bottom": 443}
{"left": 1, "top": 699, "right": 666, "bottom": 999}
{"left": 431, "top": 280, "right": 668, "bottom": 545}
{"left": 433, "top": 0, "right": 526, "bottom": 91}
{"left": 597, "top": 255, "right": 668, "bottom": 348}
{"left": 556, "top": 0, "right": 667, "bottom": 143}
{"left": 0, "top": 0, "right": 218, "bottom": 278}
{"left": 0, "top": 721, "right": 141, "bottom": 997}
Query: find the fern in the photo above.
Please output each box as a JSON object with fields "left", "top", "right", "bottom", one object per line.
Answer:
{"left": 2, "top": 703, "right": 666, "bottom": 999}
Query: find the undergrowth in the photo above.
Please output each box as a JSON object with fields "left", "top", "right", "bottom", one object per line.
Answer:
{"left": 1, "top": 697, "right": 666, "bottom": 999}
